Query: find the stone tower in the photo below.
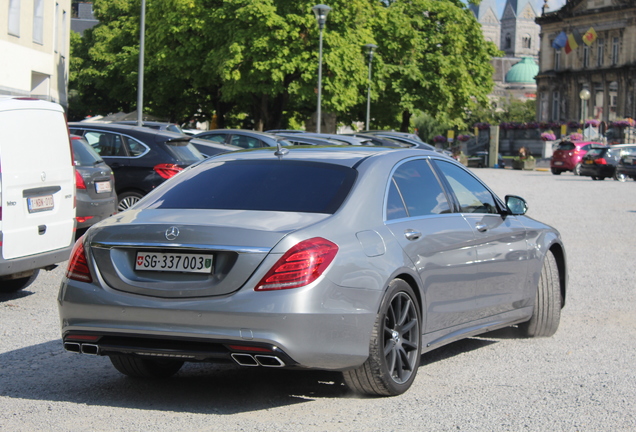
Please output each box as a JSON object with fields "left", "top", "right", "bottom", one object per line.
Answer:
{"left": 469, "top": 0, "right": 501, "bottom": 49}
{"left": 500, "top": 0, "right": 540, "bottom": 59}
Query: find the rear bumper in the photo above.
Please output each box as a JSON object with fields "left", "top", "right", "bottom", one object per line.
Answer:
{"left": 58, "top": 278, "right": 380, "bottom": 370}
{"left": 579, "top": 164, "right": 615, "bottom": 177}
{"left": 76, "top": 194, "right": 117, "bottom": 229}
{"left": 0, "top": 244, "right": 73, "bottom": 277}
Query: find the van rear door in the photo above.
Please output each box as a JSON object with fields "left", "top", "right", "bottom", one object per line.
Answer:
{"left": 0, "top": 102, "right": 75, "bottom": 260}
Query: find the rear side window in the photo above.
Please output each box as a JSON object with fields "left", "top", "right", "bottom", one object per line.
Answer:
{"left": 387, "top": 159, "right": 450, "bottom": 220}
{"left": 72, "top": 138, "right": 103, "bottom": 166}
{"left": 143, "top": 160, "right": 356, "bottom": 214}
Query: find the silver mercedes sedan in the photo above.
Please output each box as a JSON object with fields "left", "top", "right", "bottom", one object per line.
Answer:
{"left": 58, "top": 146, "right": 567, "bottom": 396}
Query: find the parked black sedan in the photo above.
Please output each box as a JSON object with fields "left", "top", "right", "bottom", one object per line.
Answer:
{"left": 579, "top": 146, "right": 622, "bottom": 180}
{"left": 69, "top": 123, "right": 206, "bottom": 211}
{"left": 613, "top": 145, "right": 636, "bottom": 182}
{"left": 194, "top": 129, "right": 292, "bottom": 149}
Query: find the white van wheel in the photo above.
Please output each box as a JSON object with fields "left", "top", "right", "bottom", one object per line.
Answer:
{"left": 0, "top": 270, "right": 39, "bottom": 293}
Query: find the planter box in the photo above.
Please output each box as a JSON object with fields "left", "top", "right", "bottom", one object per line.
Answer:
{"left": 512, "top": 159, "right": 536, "bottom": 170}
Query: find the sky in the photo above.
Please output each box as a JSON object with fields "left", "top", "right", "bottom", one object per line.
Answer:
{"left": 496, "top": 0, "right": 567, "bottom": 15}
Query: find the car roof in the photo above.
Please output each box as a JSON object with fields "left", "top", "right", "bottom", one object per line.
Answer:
{"left": 200, "top": 145, "right": 439, "bottom": 168}
{"left": 68, "top": 122, "right": 190, "bottom": 141}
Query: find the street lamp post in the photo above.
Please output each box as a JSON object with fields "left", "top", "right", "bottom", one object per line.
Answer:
{"left": 312, "top": 4, "right": 331, "bottom": 133}
{"left": 364, "top": 43, "right": 377, "bottom": 131}
{"left": 579, "top": 88, "right": 591, "bottom": 139}
{"left": 136, "top": 0, "right": 146, "bottom": 127}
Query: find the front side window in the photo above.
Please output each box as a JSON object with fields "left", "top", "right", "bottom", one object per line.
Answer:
{"left": 82, "top": 131, "right": 125, "bottom": 156}
{"left": 435, "top": 160, "right": 498, "bottom": 214}
{"left": 230, "top": 135, "right": 264, "bottom": 149}
{"left": 387, "top": 159, "right": 450, "bottom": 220}
{"left": 198, "top": 134, "right": 226, "bottom": 144}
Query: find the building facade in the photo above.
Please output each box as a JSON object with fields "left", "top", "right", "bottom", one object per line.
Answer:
{"left": 536, "top": 0, "right": 636, "bottom": 124}
{"left": 471, "top": 0, "right": 541, "bottom": 104}
{"left": 1, "top": 0, "right": 71, "bottom": 107}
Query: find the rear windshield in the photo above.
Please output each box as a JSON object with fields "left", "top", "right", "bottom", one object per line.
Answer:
{"left": 72, "top": 138, "right": 103, "bottom": 166}
{"left": 143, "top": 160, "right": 356, "bottom": 214}
{"left": 556, "top": 142, "right": 575, "bottom": 151}
{"left": 163, "top": 140, "right": 205, "bottom": 164}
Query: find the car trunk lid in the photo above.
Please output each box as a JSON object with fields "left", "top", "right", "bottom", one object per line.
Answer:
{"left": 87, "top": 209, "right": 328, "bottom": 298}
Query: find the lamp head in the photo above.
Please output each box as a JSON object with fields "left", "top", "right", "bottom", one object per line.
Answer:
{"left": 312, "top": 4, "right": 331, "bottom": 29}
{"left": 579, "top": 89, "right": 591, "bottom": 100}
{"left": 364, "top": 43, "right": 377, "bottom": 58}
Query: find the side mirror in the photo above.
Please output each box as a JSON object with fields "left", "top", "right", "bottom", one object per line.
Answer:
{"left": 505, "top": 195, "right": 528, "bottom": 215}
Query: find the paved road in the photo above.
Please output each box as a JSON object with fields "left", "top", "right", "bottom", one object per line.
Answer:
{"left": 1, "top": 169, "right": 635, "bottom": 431}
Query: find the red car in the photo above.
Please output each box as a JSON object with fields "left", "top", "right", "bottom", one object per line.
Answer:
{"left": 551, "top": 140, "right": 604, "bottom": 175}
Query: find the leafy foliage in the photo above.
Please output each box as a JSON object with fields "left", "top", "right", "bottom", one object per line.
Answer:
{"left": 69, "top": 0, "right": 498, "bottom": 131}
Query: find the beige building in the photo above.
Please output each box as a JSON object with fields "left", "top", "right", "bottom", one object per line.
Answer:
{"left": 0, "top": 0, "right": 71, "bottom": 107}
{"left": 536, "top": 0, "right": 636, "bottom": 124}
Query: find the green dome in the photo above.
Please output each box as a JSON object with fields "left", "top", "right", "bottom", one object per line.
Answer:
{"left": 505, "top": 57, "right": 539, "bottom": 84}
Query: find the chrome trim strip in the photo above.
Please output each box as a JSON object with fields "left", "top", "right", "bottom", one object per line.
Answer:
{"left": 91, "top": 241, "right": 270, "bottom": 254}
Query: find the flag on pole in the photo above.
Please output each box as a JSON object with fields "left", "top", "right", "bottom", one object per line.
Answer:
{"left": 583, "top": 27, "right": 598, "bottom": 46}
{"left": 552, "top": 31, "right": 567, "bottom": 49}
{"left": 565, "top": 33, "right": 578, "bottom": 54}
{"left": 572, "top": 28, "right": 584, "bottom": 45}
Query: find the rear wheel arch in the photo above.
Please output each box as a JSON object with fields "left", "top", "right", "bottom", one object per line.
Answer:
{"left": 389, "top": 273, "right": 424, "bottom": 320}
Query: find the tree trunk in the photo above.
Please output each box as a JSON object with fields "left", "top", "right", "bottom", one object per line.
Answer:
{"left": 400, "top": 110, "right": 411, "bottom": 132}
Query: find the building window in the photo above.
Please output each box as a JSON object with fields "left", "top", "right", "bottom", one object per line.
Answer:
{"left": 597, "top": 38, "right": 604, "bottom": 67}
{"left": 583, "top": 45, "right": 589, "bottom": 68}
{"left": 8, "top": 0, "right": 20, "bottom": 37}
{"left": 612, "top": 37, "right": 619, "bottom": 65}
{"left": 609, "top": 81, "right": 618, "bottom": 121}
{"left": 522, "top": 34, "right": 531, "bottom": 49}
{"left": 33, "top": 0, "right": 44, "bottom": 44}
{"left": 505, "top": 34, "right": 511, "bottom": 49}
{"left": 552, "top": 91, "right": 560, "bottom": 122}
{"left": 61, "top": 10, "right": 67, "bottom": 58}
{"left": 555, "top": 48, "right": 561, "bottom": 71}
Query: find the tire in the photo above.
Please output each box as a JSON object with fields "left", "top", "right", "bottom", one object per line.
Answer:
{"left": 109, "top": 355, "right": 183, "bottom": 378}
{"left": 615, "top": 172, "right": 627, "bottom": 182}
{"left": 0, "top": 270, "right": 39, "bottom": 293}
{"left": 591, "top": 176, "right": 598, "bottom": 180}
{"left": 343, "top": 279, "right": 421, "bottom": 396}
{"left": 117, "top": 191, "right": 144, "bottom": 212}
{"left": 573, "top": 163, "right": 582, "bottom": 176}
{"left": 519, "top": 251, "right": 561, "bottom": 338}
{"left": 550, "top": 168, "right": 562, "bottom": 175}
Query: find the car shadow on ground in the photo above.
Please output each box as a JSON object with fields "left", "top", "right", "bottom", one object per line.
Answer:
{"left": 0, "top": 289, "right": 35, "bottom": 302}
{"left": 0, "top": 334, "right": 512, "bottom": 410}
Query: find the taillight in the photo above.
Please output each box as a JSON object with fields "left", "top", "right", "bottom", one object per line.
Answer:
{"left": 595, "top": 158, "right": 608, "bottom": 165}
{"left": 154, "top": 163, "right": 183, "bottom": 179}
{"left": 75, "top": 170, "right": 87, "bottom": 189}
{"left": 66, "top": 238, "right": 92, "bottom": 283}
{"left": 255, "top": 237, "right": 338, "bottom": 291}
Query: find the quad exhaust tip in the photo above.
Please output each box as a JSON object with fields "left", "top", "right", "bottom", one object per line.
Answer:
{"left": 231, "top": 353, "right": 285, "bottom": 367}
{"left": 64, "top": 342, "right": 99, "bottom": 355}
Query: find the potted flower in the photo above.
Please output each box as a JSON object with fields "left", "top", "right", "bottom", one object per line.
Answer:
{"left": 457, "top": 134, "right": 471, "bottom": 142}
{"left": 512, "top": 146, "right": 535, "bottom": 170}
{"left": 433, "top": 135, "right": 447, "bottom": 144}
{"left": 569, "top": 132, "right": 583, "bottom": 141}
{"left": 541, "top": 132, "right": 556, "bottom": 141}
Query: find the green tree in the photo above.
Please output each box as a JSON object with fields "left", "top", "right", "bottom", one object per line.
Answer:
{"left": 370, "top": 0, "right": 499, "bottom": 132}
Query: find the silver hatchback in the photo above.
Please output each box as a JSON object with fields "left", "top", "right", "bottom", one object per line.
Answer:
{"left": 59, "top": 147, "right": 567, "bottom": 396}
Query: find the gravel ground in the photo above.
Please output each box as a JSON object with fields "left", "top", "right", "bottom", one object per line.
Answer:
{"left": 1, "top": 168, "right": 634, "bottom": 432}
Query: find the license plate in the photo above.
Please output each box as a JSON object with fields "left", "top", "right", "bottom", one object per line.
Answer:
{"left": 585, "top": 160, "right": 594, "bottom": 164}
{"left": 554, "top": 161, "right": 563, "bottom": 166}
{"left": 135, "top": 252, "right": 213, "bottom": 273}
{"left": 95, "top": 181, "right": 112, "bottom": 194}
{"left": 27, "top": 195, "right": 54, "bottom": 213}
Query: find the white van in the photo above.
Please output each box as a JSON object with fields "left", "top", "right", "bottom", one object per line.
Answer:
{"left": 0, "top": 97, "right": 76, "bottom": 292}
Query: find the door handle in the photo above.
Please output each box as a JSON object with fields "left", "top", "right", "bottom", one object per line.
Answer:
{"left": 475, "top": 223, "right": 488, "bottom": 232}
{"left": 404, "top": 229, "right": 422, "bottom": 241}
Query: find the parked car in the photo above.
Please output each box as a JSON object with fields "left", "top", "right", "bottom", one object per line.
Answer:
{"left": 614, "top": 145, "right": 636, "bottom": 182}
{"left": 579, "top": 146, "right": 623, "bottom": 180}
{"left": 274, "top": 134, "right": 345, "bottom": 146}
{"left": 362, "top": 132, "right": 451, "bottom": 156}
{"left": 194, "top": 129, "right": 292, "bottom": 149}
{"left": 71, "top": 135, "right": 117, "bottom": 230}
{"left": 467, "top": 151, "right": 505, "bottom": 168}
{"left": 0, "top": 97, "right": 75, "bottom": 293}
{"left": 550, "top": 140, "right": 603, "bottom": 175}
{"left": 114, "top": 121, "right": 184, "bottom": 134}
{"left": 361, "top": 130, "right": 424, "bottom": 143}
{"left": 68, "top": 123, "right": 205, "bottom": 211}
{"left": 344, "top": 133, "right": 411, "bottom": 148}
{"left": 188, "top": 138, "right": 241, "bottom": 158}
{"left": 60, "top": 146, "right": 566, "bottom": 397}
{"left": 291, "top": 132, "right": 374, "bottom": 146}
